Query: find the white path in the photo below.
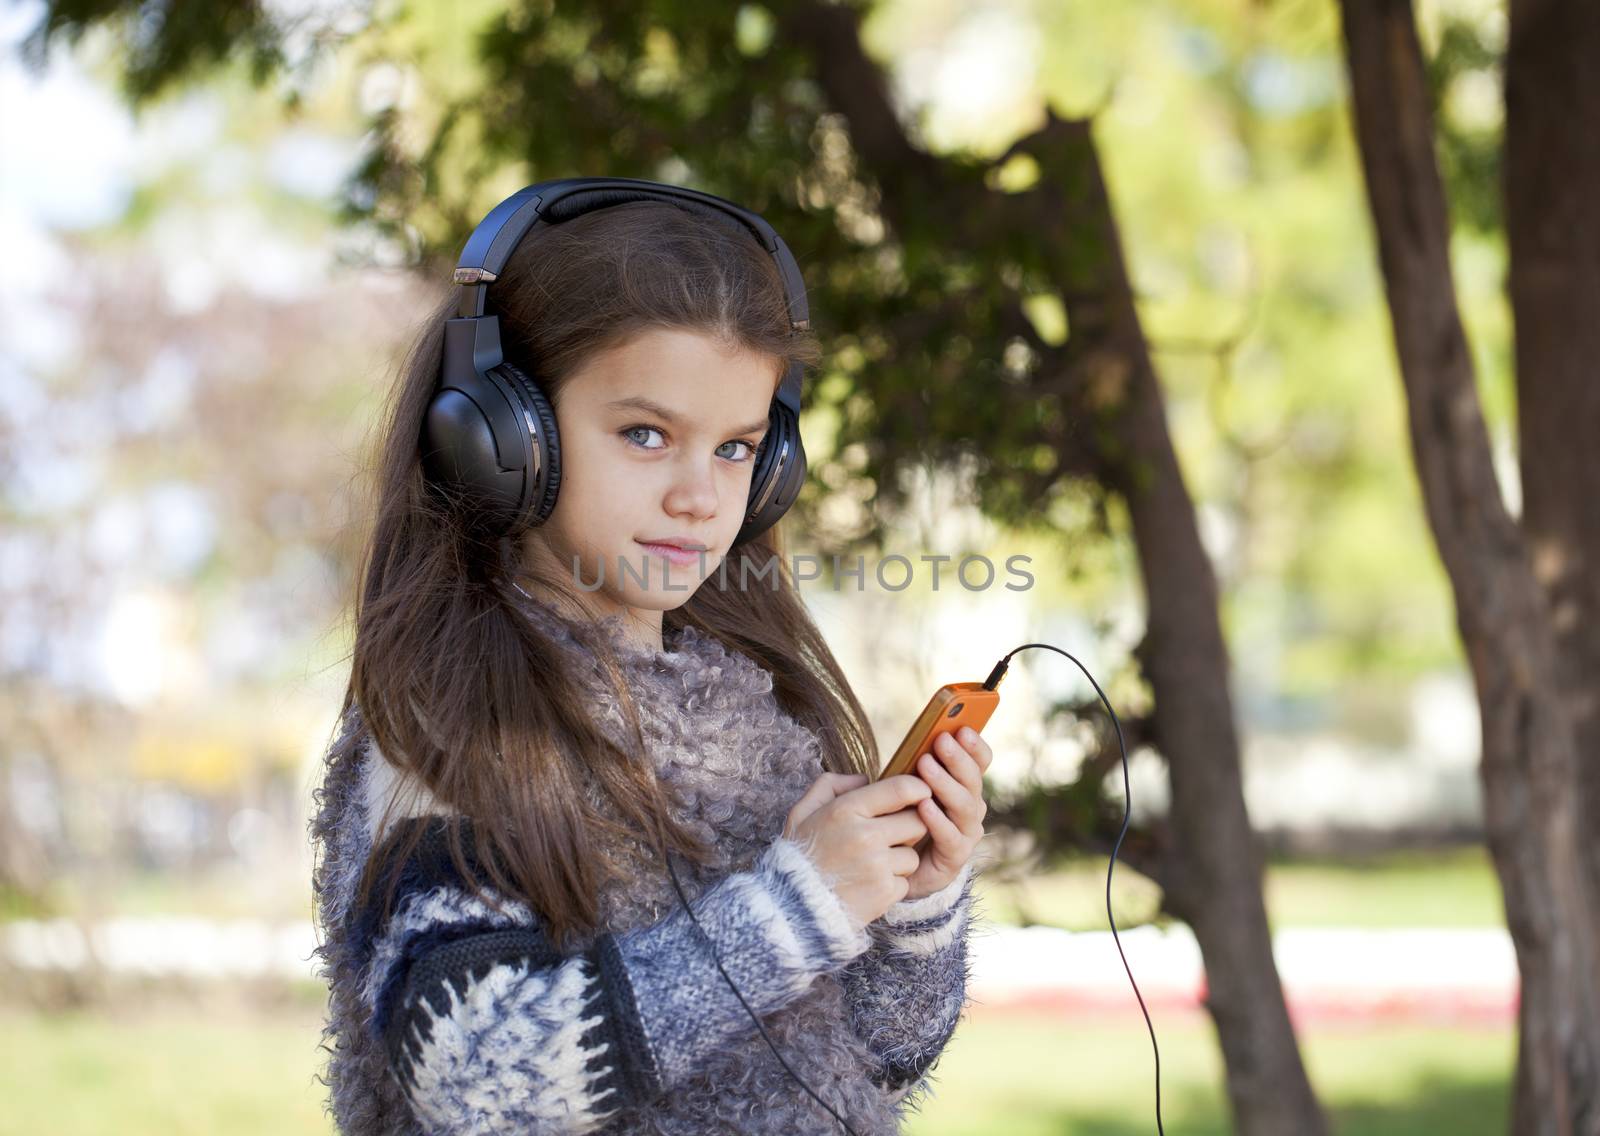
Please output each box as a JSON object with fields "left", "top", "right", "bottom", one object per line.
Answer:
{"left": 4, "top": 917, "right": 1519, "bottom": 1018}
{"left": 963, "top": 922, "right": 1518, "bottom": 1018}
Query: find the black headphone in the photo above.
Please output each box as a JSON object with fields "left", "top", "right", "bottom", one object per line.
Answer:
{"left": 420, "top": 176, "right": 811, "bottom": 546}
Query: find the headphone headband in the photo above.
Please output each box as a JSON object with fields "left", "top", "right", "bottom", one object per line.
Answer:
{"left": 454, "top": 178, "right": 810, "bottom": 321}
{"left": 425, "top": 176, "right": 811, "bottom": 547}
{"left": 449, "top": 176, "right": 809, "bottom": 415}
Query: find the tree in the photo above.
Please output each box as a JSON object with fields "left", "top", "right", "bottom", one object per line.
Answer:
{"left": 25, "top": 2, "right": 1331, "bottom": 1130}
{"left": 1338, "top": 1, "right": 1600, "bottom": 1130}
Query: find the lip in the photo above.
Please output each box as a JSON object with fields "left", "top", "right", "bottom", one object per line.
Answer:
{"left": 636, "top": 538, "right": 710, "bottom": 567}
{"left": 639, "top": 535, "right": 709, "bottom": 552}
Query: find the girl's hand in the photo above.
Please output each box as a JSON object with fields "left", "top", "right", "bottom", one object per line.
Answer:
{"left": 901, "top": 726, "right": 992, "bottom": 902}
{"left": 783, "top": 772, "right": 933, "bottom": 928}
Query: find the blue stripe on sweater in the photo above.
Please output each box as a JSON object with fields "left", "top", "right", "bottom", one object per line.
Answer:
{"left": 368, "top": 913, "right": 524, "bottom": 1042}
{"left": 343, "top": 815, "right": 496, "bottom": 963}
{"left": 359, "top": 816, "right": 667, "bottom": 1120}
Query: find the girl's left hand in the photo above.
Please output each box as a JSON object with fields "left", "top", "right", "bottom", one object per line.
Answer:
{"left": 900, "top": 726, "right": 991, "bottom": 902}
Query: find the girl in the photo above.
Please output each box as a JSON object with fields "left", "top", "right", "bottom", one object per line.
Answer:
{"left": 310, "top": 187, "right": 992, "bottom": 1136}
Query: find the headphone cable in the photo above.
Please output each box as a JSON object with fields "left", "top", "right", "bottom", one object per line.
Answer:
{"left": 671, "top": 641, "right": 1165, "bottom": 1135}
{"left": 984, "top": 644, "right": 1165, "bottom": 1135}
{"left": 664, "top": 852, "right": 865, "bottom": 1135}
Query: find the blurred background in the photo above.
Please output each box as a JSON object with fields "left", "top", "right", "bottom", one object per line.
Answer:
{"left": 3, "top": 0, "right": 1580, "bottom": 1132}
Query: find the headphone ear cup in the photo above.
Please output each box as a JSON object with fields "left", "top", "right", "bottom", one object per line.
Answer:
{"left": 422, "top": 369, "right": 530, "bottom": 535}
{"left": 737, "top": 403, "right": 806, "bottom": 545}
{"left": 494, "top": 360, "right": 563, "bottom": 527}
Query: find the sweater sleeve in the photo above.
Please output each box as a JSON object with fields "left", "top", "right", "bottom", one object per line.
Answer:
{"left": 836, "top": 860, "right": 978, "bottom": 1107}
{"left": 359, "top": 834, "right": 874, "bottom": 1135}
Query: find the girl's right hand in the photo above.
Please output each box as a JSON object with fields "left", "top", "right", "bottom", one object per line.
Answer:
{"left": 782, "top": 772, "right": 932, "bottom": 927}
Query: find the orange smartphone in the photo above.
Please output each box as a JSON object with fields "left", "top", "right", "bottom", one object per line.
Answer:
{"left": 878, "top": 681, "right": 1000, "bottom": 854}
{"left": 878, "top": 682, "right": 1000, "bottom": 782}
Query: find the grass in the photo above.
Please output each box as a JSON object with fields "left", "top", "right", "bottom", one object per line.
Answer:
{"left": 9, "top": 861, "right": 315, "bottom": 924}
{"left": 0, "top": 1001, "right": 335, "bottom": 1136}
{"left": 0, "top": 1002, "right": 1511, "bottom": 1136}
{"left": 904, "top": 1009, "right": 1513, "bottom": 1135}
{"left": 973, "top": 844, "right": 1504, "bottom": 932}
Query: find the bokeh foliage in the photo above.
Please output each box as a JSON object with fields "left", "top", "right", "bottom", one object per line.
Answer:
{"left": 20, "top": 0, "right": 1515, "bottom": 767}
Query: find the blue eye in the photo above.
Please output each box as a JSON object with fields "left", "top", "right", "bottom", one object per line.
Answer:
{"left": 622, "top": 425, "right": 763, "bottom": 462}
{"left": 621, "top": 425, "right": 666, "bottom": 450}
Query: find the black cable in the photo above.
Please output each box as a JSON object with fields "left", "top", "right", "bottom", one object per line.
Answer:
{"left": 663, "top": 853, "right": 863, "bottom": 1136}
{"left": 512, "top": 572, "right": 855, "bottom": 1128}
{"left": 984, "top": 643, "right": 1165, "bottom": 1135}
{"left": 672, "top": 641, "right": 1165, "bottom": 1136}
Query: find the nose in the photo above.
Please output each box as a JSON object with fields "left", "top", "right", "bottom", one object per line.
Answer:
{"left": 662, "top": 453, "right": 720, "bottom": 521}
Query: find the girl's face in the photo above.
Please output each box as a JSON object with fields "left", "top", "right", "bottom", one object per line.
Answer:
{"left": 518, "top": 326, "right": 781, "bottom": 630}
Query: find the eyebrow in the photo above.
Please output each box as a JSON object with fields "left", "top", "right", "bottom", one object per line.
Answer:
{"left": 606, "top": 396, "right": 770, "bottom": 437}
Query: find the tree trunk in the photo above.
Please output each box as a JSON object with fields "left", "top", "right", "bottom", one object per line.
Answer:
{"left": 1338, "top": 2, "right": 1600, "bottom": 1131}
{"left": 779, "top": 5, "right": 1330, "bottom": 1131}
{"left": 1505, "top": 0, "right": 1600, "bottom": 916}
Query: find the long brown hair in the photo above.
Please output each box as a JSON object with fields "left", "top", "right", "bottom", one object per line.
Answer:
{"left": 326, "top": 198, "right": 877, "bottom": 952}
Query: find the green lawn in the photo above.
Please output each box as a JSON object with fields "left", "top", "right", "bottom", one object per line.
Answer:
{"left": 0, "top": 1002, "right": 1510, "bottom": 1136}
{"left": 906, "top": 1010, "right": 1512, "bottom": 1136}
{"left": 974, "top": 844, "right": 1504, "bottom": 932}
{"left": 0, "top": 1002, "right": 336, "bottom": 1136}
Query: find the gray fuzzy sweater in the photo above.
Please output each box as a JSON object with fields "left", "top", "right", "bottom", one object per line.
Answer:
{"left": 309, "top": 592, "right": 980, "bottom": 1135}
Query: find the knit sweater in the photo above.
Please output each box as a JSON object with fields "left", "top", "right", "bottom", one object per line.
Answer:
{"left": 309, "top": 591, "right": 981, "bottom": 1136}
